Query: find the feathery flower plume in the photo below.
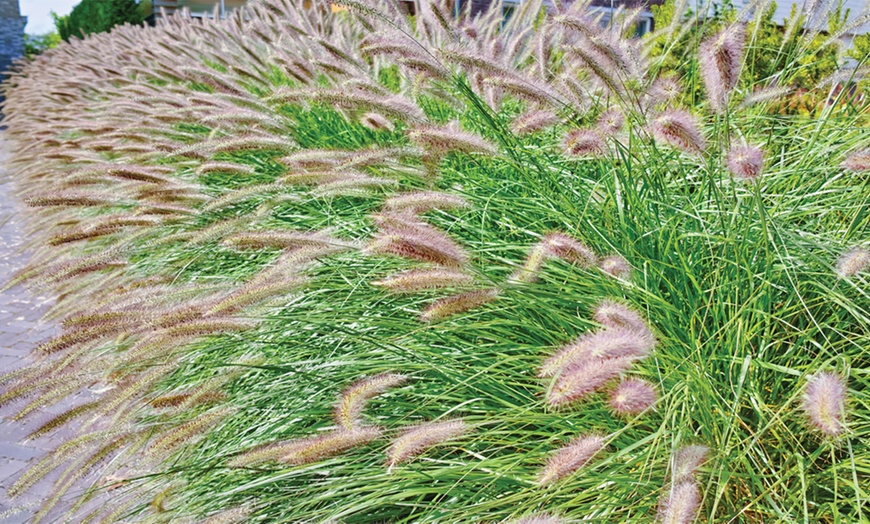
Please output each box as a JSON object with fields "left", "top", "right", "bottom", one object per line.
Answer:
{"left": 608, "top": 378, "right": 657, "bottom": 415}
{"left": 802, "top": 371, "right": 847, "bottom": 437}
{"left": 544, "top": 232, "right": 597, "bottom": 267}
{"left": 386, "top": 419, "right": 468, "bottom": 468}
{"left": 657, "top": 481, "right": 701, "bottom": 524}
{"left": 725, "top": 145, "right": 764, "bottom": 181}
{"left": 738, "top": 85, "right": 794, "bottom": 108}
{"left": 208, "top": 278, "right": 308, "bottom": 315}
{"left": 509, "top": 242, "right": 550, "bottom": 284}
{"left": 419, "top": 288, "right": 500, "bottom": 323}
{"left": 562, "top": 128, "right": 606, "bottom": 158}
{"left": 547, "top": 356, "right": 636, "bottom": 407}
{"left": 360, "top": 112, "right": 395, "bottom": 132}
{"left": 483, "top": 74, "right": 559, "bottom": 105}
{"left": 836, "top": 247, "right": 870, "bottom": 278}
{"left": 593, "top": 300, "right": 650, "bottom": 333}
{"left": 383, "top": 191, "right": 468, "bottom": 214}
{"left": 600, "top": 254, "right": 631, "bottom": 279}
{"left": 699, "top": 24, "right": 746, "bottom": 113}
{"left": 221, "top": 230, "right": 349, "bottom": 250}
{"left": 539, "top": 328, "right": 654, "bottom": 377}
{"left": 511, "top": 109, "right": 560, "bottom": 135}
{"left": 408, "top": 122, "right": 498, "bottom": 155}
{"left": 373, "top": 269, "right": 474, "bottom": 293}
{"left": 195, "top": 161, "right": 257, "bottom": 176}
{"left": 651, "top": 110, "right": 706, "bottom": 154}
{"left": 538, "top": 434, "right": 605, "bottom": 485}
{"left": 842, "top": 149, "right": 870, "bottom": 172}
{"left": 505, "top": 515, "right": 566, "bottom": 524}
{"left": 202, "top": 183, "right": 289, "bottom": 212}
{"left": 26, "top": 192, "right": 118, "bottom": 207}
{"left": 672, "top": 445, "right": 709, "bottom": 482}
{"left": 367, "top": 215, "right": 469, "bottom": 267}
{"left": 279, "top": 149, "right": 353, "bottom": 170}
{"left": 159, "top": 318, "right": 256, "bottom": 338}
{"left": 280, "top": 427, "right": 382, "bottom": 465}
{"left": 597, "top": 108, "right": 625, "bottom": 135}
{"left": 334, "top": 373, "right": 408, "bottom": 430}
{"left": 147, "top": 407, "right": 236, "bottom": 457}
{"left": 311, "top": 175, "right": 397, "bottom": 197}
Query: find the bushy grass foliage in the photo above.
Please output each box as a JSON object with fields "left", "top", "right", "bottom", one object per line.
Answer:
{"left": 1, "top": 0, "right": 868, "bottom": 522}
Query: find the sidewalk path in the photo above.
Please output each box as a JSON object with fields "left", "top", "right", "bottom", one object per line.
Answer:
{"left": 0, "top": 152, "right": 102, "bottom": 522}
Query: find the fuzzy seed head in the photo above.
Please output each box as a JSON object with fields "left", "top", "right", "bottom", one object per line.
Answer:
{"left": 419, "top": 288, "right": 500, "bottom": 323}
{"left": 597, "top": 109, "right": 625, "bottom": 135}
{"left": 387, "top": 419, "right": 467, "bottom": 467}
{"left": 360, "top": 112, "right": 395, "bottom": 132}
{"left": 538, "top": 434, "right": 605, "bottom": 485}
{"left": 511, "top": 110, "right": 560, "bottom": 135}
{"left": 547, "top": 356, "right": 636, "bottom": 407}
{"left": 506, "top": 515, "right": 566, "bottom": 524}
{"left": 562, "top": 128, "right": 606, "bottom": 158}
{"left": 600, "top": 254, "right": 631, "bottom": 279}
{"left": 673, "top": 445, "right": 709, "bottom": 482}
{"left": 544, "top": 232, "right": 597, "bottom": 267}
{"left": 699, "top": 24, "right": 745, "bottom": 113}
{"left": 609, "top": 378, "right": 657, "bottom": 415}
{"left": 652, "top": 110, "right": 706, "bottom": 155}
{"left": 373, "top": 269, "right": 474, "bottom": 293}
{"left": 540, "top": 327, "right": 654, "bottom": 378}
{"left": 334, "top": 373, "right": 407, "bottom": 430}
{"left": 658, "top": 481, "right": 702, "bottom": 524}
{"left": 383, "top": 191, "right": 468, "bottom": 214}
{"left": 593, "top": 300, "right": 650, "bottom": 333}
{"left": 842, "top": 149, "right": 870, "bottom": 172}
{"left": 509, "top": 242, "right": 551, "bottom": 284}
{"left": 280, "top": 427, "right": 382, "bottom": 465}
{"left": 725, "top": 145, "right": 764, "bottom": 181}
{"left": 802, "top": 371, "right": 847, "bottom": 437}
{"left": 836, "top": 247, "right": 870, "bottom": 278}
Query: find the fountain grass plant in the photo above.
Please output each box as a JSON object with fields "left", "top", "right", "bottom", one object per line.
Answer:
{"left": 0, "top": 0, "right": 868, "bottom": 522}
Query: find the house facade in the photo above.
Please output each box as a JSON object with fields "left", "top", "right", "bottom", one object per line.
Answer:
{"left": 149, "top": 0, "right": 248, "bottom": 23}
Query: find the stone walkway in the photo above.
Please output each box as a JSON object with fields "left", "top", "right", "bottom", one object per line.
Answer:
{"left": 0, "top": 151, "right": 103, "bottom": 522}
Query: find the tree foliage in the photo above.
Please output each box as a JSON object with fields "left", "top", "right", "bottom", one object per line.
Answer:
{"left": 55, "top": 0, "right": 144, "bottom": 42}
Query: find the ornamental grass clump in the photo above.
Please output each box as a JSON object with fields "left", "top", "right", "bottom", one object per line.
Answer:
{"left": 0, "top": 0, "right": 867, "bottom": 521}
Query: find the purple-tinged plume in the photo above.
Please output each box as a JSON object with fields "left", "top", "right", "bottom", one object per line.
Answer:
{"left": 544, "top": 232, "right": 597, "bottom": 267}
{"left": 672, "top": 445, "right": 709, "bottom": 482}
{"left": 383, "top": 191, "right": 468, "bottom": 214}
{"left": 652, "top": 110, "right": 706, "bottom": 155}
{"left": 373, "top": 269, "right": 474, "bottom": 293}
{"left": 419, "top": 288, "right": 500, "bottom": 323}
{"left": 836, "top": 247, "right": 870, "bottom": 278}
{"left": 280, "top": 427, "right": 382, "bottom": 465}
{"left": 657, "top": 481, "right": 702, "bottom": 524}
{"left": 538, "top": 434, "right": 605, "bottom": 485}
{"left": 505, "top": 514, "right": 566, "bottom": 524}
{"left": 609, "top": 378, "right": 657, "bottom": 415}
{"left": 360, "top": 112, "right": 395, "bottom": 132}
{"left": 597, "top": 108, "right": 625, "bottom": 135}
{"left": 511, "top": 110, "right": 560, "bottom": 135}
{"left": 600, "top": 254, "right": 631, "bottom": 279}
{"left": 725, "top": 145, "right": 764, "bottom": 182}
{"left": 562, "top": 128, "right": 606, "bottom": 158}
{"left": 387, "top": 419, "right": 468, "bottom": 468}
{"left": 699, "top": 24, "right": 746, "bottom": 113}
{"left": 842, "top": 149, "right": 870, "bottom": 172}
{"left": 539, "top": 327, "right": 655, "bottom": 378}
{"left": 547, "top": 356, "right": 636, "bottom": 407}
{"left": 802, "top": 371, "right": 847, "bottom": 437}
{"left": 593, "top": 300, "right": 650, "bottom": 333}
